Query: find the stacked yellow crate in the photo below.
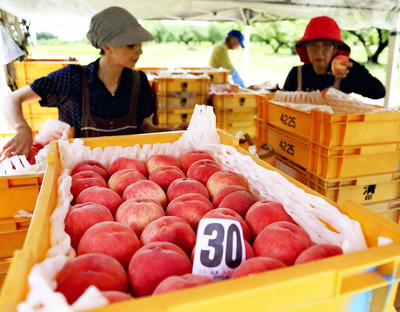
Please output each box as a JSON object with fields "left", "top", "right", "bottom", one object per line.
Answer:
{"left": 13, "top": 59, "right": 79, "bottom": 130}
{"left": 152, "top": 74, "right": 210, "bottom": 127}
{"left": 255, "top": 93, "right": 400, "bottom": 222}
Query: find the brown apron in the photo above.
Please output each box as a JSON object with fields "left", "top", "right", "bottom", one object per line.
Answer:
{"left": 297, "top": 65, "right": 341, "bottom": 91}
{"left": 80, "top": 66, "right": 140, "bottom": 137}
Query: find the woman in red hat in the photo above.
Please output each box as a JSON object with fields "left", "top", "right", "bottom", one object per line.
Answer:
{"left": 283, "top": 16, "right": 385, "bottom": 99}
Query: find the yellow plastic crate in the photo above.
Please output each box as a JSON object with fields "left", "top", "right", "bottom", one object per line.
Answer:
{"left": 13, "top": 59, "right": 79, "bottom": 88}
{"left": 186, "top": 68, "right": 231, "bottom": 84}
{"left": 156, "top": 108, "right": 194, "bottom": 126}
{"left": 256, "top": 94, "right": 400, "bottom": 147}
{"left": 155, "top": 93, "right": 208, "bottom": 110}
{"left": 153, "top": 77, "right": 210, "bottom": 94}
{"left": 21, "top": 102, "right": 59, "bottom": 131}
{"left": 275, "top": 155, "right": 400, "bottom": 205}
{"left": 309, "top": 141, "right": 400, "bottom": 180}
{"left": 363, "top": 199, "right": 400, "bottom": 224}
{"left": 2, "top": 131, "right": 400, "bottom": 312}
{"left": 216, "top": 121, "right": 256, "bottom": 137}
{"left": 255, "top": 117, "right": 309, "bottom": 169}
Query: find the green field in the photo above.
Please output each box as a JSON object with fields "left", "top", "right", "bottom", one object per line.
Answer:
{"left": 33, "top": 40, "right": 399, "bottom": 106}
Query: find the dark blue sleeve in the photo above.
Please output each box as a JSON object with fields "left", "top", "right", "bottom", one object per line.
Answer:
{"left": 29, "top": 64, "right": 81, "bottom": 107}
{"left": 283, "top": 67, "right": 298, "bottom": 91}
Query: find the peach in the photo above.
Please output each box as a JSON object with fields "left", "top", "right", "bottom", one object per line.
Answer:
{"left": 71, "top": 160, "right": 108, "bottom": 181}
{"left": 295, "top": 244, "right": 343, "bottom": 265}
{"left": 122, "top": 180, "right": 167, "bottom": 208}
{"left": 166, "top": 178, "right": 209, "bottom": 202}
{"left": 148, "top": 166, "right": 186, "bottom": 192}
{"left": 146, "top": 154, "right": 180, "bottom": 175}
{"left": 140, "top": 216, "right": 196, "bottom": 255}
{"left": 244, "top": 240, "right": 254, "bottom": 260}
{"left": 253, "top": 221, "right": 312, "bottom": 266}
{"left": 76, "top": 186, "right": 122, "bottom": 215}
{"left": 212, "top": 185, "right": 250, "bottom": 208}
{"left": 186, "top": 159, "right": 222, "bottom": 186}
{"left": 109, "top": 157, "right": 147, "bottom": 177}
{"left": 71, "top": 170, "right": 106, "bottom": 183}
{"left": 202, "top": 208, "right": 250, "bottom": 242}
{"left": 231, "top": 257, "right": 286, "bottom": 279}
{"left": 245, "top": 201, "right": 296, "bottom": 240}
{"left": 169, "top": 193, "right": 213, "bottom": 209}
{"left": 70, "top": 177, "right": 107, "bottom": 202}
{"left": 78, "top": 221, "right": 141, "bottom": 269}
{"left": 218, "top": 190, "right": 260, "bottom": 219}
{"left": 65, "top": 203, "right": 114, "bottom": 250}
{"left": 108, "top": 169, "right": 147, "bottom": 196}
{"left": 128, "top": 242, "right": 192, "bottom": 297}
{"left": 115, "top": 198, "right": 165, "bottom": 237}
{"left": 166, "top": 199, "right": 213, "bottom": 231}
{"left": 181, "top": 151, "right": 214, "bottom": 174}
{"left": 56, "top": 253, "right": 128, "bottom": 304}
{"left": 101, "top": 290, "right": 133, "bottom": 303}
{"left": 153, "top": 273, "right": 215, "bottom": 295}
{"left": 206, "top": 171, "right": 248, "bottom": 199}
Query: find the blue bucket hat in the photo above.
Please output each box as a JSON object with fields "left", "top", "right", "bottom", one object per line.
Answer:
{"left": 228, "top": 29, "right": 244, "bottom": 48}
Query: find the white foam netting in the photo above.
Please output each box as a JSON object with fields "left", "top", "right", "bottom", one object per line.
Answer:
{"left": 18, "top": 104, "right": 368, "bottom": 312}
{"left": 271, "top": 90, "right": 334, "bottom": 113}
{"left": 0, "top": 119, "right": 71, "bottom": 176}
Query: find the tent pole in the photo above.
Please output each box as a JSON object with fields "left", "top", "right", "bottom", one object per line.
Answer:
{"left": 384, "top": 27, "right": 400, "bottom": 108}
{"left": 243, "top": 25, "right": 250, "bottom": 86}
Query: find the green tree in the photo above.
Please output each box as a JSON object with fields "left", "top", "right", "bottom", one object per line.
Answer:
{"left": 37, "top": 32, "right": 58, "bottom": 40}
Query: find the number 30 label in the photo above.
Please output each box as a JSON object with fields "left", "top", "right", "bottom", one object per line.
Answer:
{"left": 192, "top": 218, "right": 246, "bottom": 280}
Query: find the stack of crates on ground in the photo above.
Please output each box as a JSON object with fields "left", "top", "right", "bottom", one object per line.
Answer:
{"left": 13, "top": 59, "right": 79, "bottom": 130}
{"left": 209, "top": 84, "right": 271, "bottom": 137}
{"left": 255, "top": 90, "right": 400, "bottom": 222}
{"left": 151, "top": 69, "right": 211, "bottom": 127}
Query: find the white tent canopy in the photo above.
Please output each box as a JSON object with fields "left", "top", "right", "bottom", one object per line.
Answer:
{"left": 0, "top": 0, "right": 399, "bottom": 106}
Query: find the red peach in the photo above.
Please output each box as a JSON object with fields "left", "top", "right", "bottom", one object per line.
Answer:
{"left": 108, "top": 169, "right": 147, "bottom": 196}
{"left": 295, "top": 244, "right": 343, "bottom": 265}
{"left": 245, "top": 201, "right": 296, "bottom": 240}
{"left": 115, "top": 198, "right": 165, "bottom": 237}
{"left": 202, "top": 208, "right": 251, "bottom": 242}
{"left": 109, "top": 157, "right": 147, "bottom": 177}
{"left": 166, "top": 199, "right": 213, "bottom": 231}
{"left": 56, "top": 253, "right": 128, "bottom": 304}
{"left": 245, "top": 240, "right": 255, "bottom": 260}
{"left": 206, "top": 171, "right": 248, "bottom": 199}
{"left": 101, "top": 290, "right": 133, "bottom": 303}
{"left": 122, "top": 180, "right": 167, "bottom": 208}
{"left": 146, "top": 154, "right": 180, "bottom": 175}
{"left": 78, "top": 221, "right": 141, "bottom": 269}
{"left": 65, "top": 203, "right": 114, "bottom": 250}
{"left": 253, "top": 221, "right": 312, "bottom": 266}
{"left": 128, "top": 242, "right": 192, "bottom": 297}
{"left": 167, "top": 178, "right": 209, "bottom": 202}
{"left": 76, "top": 186, "right": 122, "bottom": 215}
{"left": 181, "top": 151, "right": 214, "bottom": 174}
{"left": 140, "top": 216, "right": 196, "bottom": 255}
{"left": 169, "top": 193, "right": 213, "bottom": 209}
{"left": 153, "top": 273, "right": 215, "bottom": 295}
{"left": 70, "top": 177, "right": 107, "bottom": 202}
{"left": 71, "top": 170, "right": 106, "bottom": 183}
{"left": 231, "top": 257, "right": 286, "bottom": 278}
{"left": 148, "top": 166, "right": 186, "bottom": 192}
{"left": 212, "top": 185, "right": 251, "bottom": 208}
{"left": 186, "top": 159, "right": 222, "bottom": 186}
{"left": 71, "top": 160, "right": 108, "bottom": 181}
{"left": 218, "top": 191, "right": 260, "bottom": 219}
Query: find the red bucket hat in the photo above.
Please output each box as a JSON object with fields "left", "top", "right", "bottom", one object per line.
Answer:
{"left": 295, "top": 16, "right": 350, "bottom": 64}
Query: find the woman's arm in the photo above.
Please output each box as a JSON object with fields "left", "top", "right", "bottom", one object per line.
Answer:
{"left": 1, "top": 86, "right": 41, "bottom": 158}
{"left": 140, "top": 118, "right": 188, "bottom": 133}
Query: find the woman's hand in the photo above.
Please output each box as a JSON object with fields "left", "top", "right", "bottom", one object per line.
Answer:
{"left": 0, "top": 125, "right": 33, "bottom": 160}
{"left": 172, "top": 121, "right": 189, "bottom": 131}
{"left": 332, "top": 55, "right": 353, "bottom": 79}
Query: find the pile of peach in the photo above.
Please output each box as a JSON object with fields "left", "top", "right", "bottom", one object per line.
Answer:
{"left": 58, "top": 151, "right": 343, "bottom": 305}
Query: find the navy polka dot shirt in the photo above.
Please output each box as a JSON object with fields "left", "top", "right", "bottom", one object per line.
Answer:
{"left": 30, "top": 58, "right": 155, "bottom": 137}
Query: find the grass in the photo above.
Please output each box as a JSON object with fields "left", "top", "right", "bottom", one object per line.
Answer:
{"left": 33, "top": 40, "right": 399, "bottom": 106}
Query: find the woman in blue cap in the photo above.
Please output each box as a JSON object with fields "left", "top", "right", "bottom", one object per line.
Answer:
{"left": 209, "top": 29, "right": 245, "bottom": 87}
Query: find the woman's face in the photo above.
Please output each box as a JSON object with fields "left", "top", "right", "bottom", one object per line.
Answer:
{"left": 109, "top": 43, "right": 143, "bottom": 68}
{"left": 306, "top": 40, "right": 336, "bottom": 74}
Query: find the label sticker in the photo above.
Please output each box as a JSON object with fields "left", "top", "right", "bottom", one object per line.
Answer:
{"left": 192, "top": 218, "right": 246, "bottom": 281}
